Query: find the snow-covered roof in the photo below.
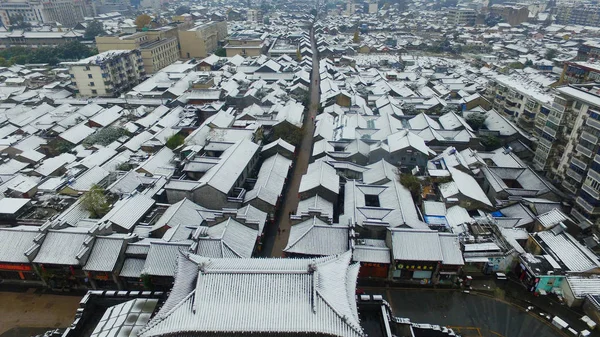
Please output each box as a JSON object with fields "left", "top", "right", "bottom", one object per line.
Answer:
{"left": 139, "top": 251, "right": 363, "bottom": 337}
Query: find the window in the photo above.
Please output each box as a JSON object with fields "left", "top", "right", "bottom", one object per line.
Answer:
{"left": 364, "top": 194, "right": 381, "bottom": 207}
{"left": 91, "top": 89, "right": 97, "bottom": 94}
{"left": 89, "top": 82, "right": 94, "bottom": 86}
{"left": 87, "top": 74, "right": 92, "bottom": 79}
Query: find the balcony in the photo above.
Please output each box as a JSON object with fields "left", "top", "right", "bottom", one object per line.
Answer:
{"left": 572, "top": 157, "right": 588, "bottom": 170}
{"left": 589, "top": 168, "right": 600, "bottom": 183}
{"left": 586, "top": 117, "right": 600, "bottom": 131}
{"left": 532, "top": 158, "right": 547, "bottom": 171}
{"left": 581, "top": 131, "right": 599, "bottom": 144}
{"left": 547, "top": 114, "right": 561, "bottom": 126}
{"left": 576, "top": 197, "right": 600, "bottom": 215}
{"left": 566, "top": 168, "right": 584, "bottom": 183}
{"left": 543, "top": 126, "right": 557, "bottom": 138}
{"left": 582, "top": 183, "right": 600, "bottom": 200}
{"left": 562, "top": 179, "right": 579, "bottom": 194}
{"left": 552, "top": 102, "right": 566, "bottom": 112}
{"left": 576, "top": 144, "right": 594, "bottom": 158}
{"left": 595, "top": 154, "right": 600, "bottom": 165}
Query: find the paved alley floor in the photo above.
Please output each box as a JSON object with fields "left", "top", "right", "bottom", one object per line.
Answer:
{"left": 0, "top": 290, "right": 81, "bottom": 336}
{"left": 268, "top": 24, "right": 320, "bottom": 257}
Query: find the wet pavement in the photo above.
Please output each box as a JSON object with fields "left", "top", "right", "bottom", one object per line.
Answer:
{"left": 0, "top": 289, "right": 81, "bottom": 336}
{"left": 265, "top": 24, "right": 320, "bottom": 258}
{"left": 365, "top": 288, "right": 566, "bottom": 337}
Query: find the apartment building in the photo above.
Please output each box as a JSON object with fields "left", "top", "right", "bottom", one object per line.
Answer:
{"left": 484, "top": 74, "right": 553, "bottom": 133}
{"left": 577, "top": 42, "right": 600, "bottom": 61}
{"left": 556, "top": 4, "right": 600, "bottom": 27}
{"left": 560, "top": 61, "right": 600, "bottom": 85}
{"left": 224, "top": 30, "right": 267, "bottom": 57}
{"left": 448, "top": 8, "right": 476, "bottom": 26}
{"left": 489, "top": 4, "right": 529, "bottom": 26}
{"left": 178, "top": 21, "right": 228, "bottom": 59}
{"left": 96, "top": 28, "right": 179, "bottom": 74}
{"left": 246, "top": 9, "right": 262, "bottom": 22}
{"left": 64, "top": 50, "right": 144, "bottom": 97}
{"left": 537, "top": 85, "right": 600, "bottom": 224}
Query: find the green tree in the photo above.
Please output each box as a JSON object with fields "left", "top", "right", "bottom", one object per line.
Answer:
{"left": 50, "top": 139, "right": 74, "bottom": 155}
{"left": 81, "top": 184, "right": 110, "bottom": 218}
{"left": 353, "top": 30, "right": 360, "bottom": 43}
{"left": 135, "top": 14, "right": 152, "bottom": 29}
{"left": 524, "top": 59, "right": 534, "bottom": 67}
{"left": 481, "top": 136, "right": 502, "bottom": 150}
{"left": 84, "top": 20, "right": 106, "bottom": 40}
{"left": 399, "top": 173, "right": 421, "bottom": 200}
{"left": 83, "top": 127, "right": 129, "bottom": 147}
{"left": 465, "top": 113, "right": 487, "bottom": 130}
{"left": 508, "top": 62, "right": 525, "bottom": 69}
{"left": 272, "top": 124, "right": 304, "bottom": 146}
{"left": 263, "top": 17, "right": 270, "bottom": 25}
{"left": 9, "top": 14, "right": 31, "bottom": 30}
{"left": 310, "top": 8, "right": 318, "bottom": 16}
{"left": 165, "top": 133, "right": 185, "bottom": 149}
{"left": 175, "top": 5, "right": 190, "bottom": 15}
{"left": 214, "top": 48, "right": 226, "bottom": 57}
{"left": 545, "top": 48, "right": 558, "bottom": 60}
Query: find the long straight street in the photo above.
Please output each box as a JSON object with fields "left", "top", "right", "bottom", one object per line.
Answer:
{"left": 262, "top": 24, "right": 320, "bottom": 257}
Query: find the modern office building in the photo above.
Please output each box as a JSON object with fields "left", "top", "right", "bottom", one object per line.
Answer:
{"left": 96, "top": 28, "right": 179, "bottom": 74}
{"left": 177, "top": 21, "right": 228, "bottom": 59}
{"left": 64, "top": 50, "right": 144, "bottom": 97}
{"left": 0, "top": 0, "right": 91, "bottom": 28}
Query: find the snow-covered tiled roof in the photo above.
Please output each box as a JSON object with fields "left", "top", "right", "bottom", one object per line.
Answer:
{"left": 139, "top": 251, "right": 363, "bottom": 337}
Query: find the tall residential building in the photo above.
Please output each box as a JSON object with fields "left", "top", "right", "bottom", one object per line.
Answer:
{"left": 484, "top": 74, "right": 554, "bottom": 133}
{"left": 489, "top": 4, "right": 529, "bottom": 26}
{"left": 246, "top": 9, "right": 262, "bottom": 22}
{"left": 560, "top": 61, "right": 600, "bottom": 84}
{"left": 178, "top": 21, "right": 228, "bottom": 59}
{"left": 65, "top": 50, "right": 144, "bottom": 97}
{"left": 448, "top": 8, "right": 476, "bottom": 26}
{"left": 556, "top": 4, "right": 600, "bottom": 27}
{"left": 96, "top": 27, "right": 179, "bottom": 74}
{"left": 577, "top": 42, "right": 600, "bottom": 61}
{"left": 538, "top": 85, "right": 600, "bottom": 224}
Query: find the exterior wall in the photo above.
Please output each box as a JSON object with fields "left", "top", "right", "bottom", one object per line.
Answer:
{"left": 225, "top": 45, "right": 262, "bottom": 57}
{"left": 561, "top": 280, "right": 580, "bottom": 307}
{"left": 140, "top": 37, "right": 179, "bottom": 73}
{"left": 192, "top": 185, "right": 228, "bottom": 209}
{"left": 178, "top": 21, "right": 227, "bottom": 59}
{"left": 70, "top": 65, "right": 109, "bottom": 96}
{"left": 535, "top": 275, "right": 564, "bottom": 293}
